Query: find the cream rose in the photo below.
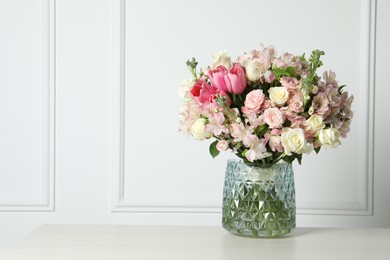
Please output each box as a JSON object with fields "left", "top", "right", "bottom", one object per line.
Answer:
{"left": 212, "top": 51, "right": 232, "bottom": 69}
{"left": 190, "top": 118, "right": 212, "bottom": 140}
{"left": 318, "top": 128, "right": 341, "bottom": 148}
{"left": 268, "top": 87, "right": 289, "bottom": 107}
{"left": 281, "top": 128, "right": 312, "bottom": 155}
{"left": 244, "top": 59, "right": 263, "bottom": 82}
{"left": 305, "top": 114, "right": 325, "bottom": 134}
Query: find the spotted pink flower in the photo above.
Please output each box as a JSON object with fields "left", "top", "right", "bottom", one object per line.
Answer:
{"left": 280, "top": 76, "right": 300, "bottom": 91}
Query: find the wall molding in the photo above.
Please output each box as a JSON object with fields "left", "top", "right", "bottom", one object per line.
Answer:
{"left": 111, "top": 0, "right": 375, "bottom": 215}
{"left": 0, "top": 0, "right": 55, "bottom": 212}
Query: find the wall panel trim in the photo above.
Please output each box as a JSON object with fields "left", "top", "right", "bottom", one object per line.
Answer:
{"left": 111, "top": 0, "right": 375, "bottom": 215}
{"left": 0, "top": 0, "right": 56, "bottom": 212}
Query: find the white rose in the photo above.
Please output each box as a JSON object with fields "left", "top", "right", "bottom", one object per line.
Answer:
{"left": 305, "top": 114, "right": 325, "bottom": 134}
{"left": 318, "top": 128, "right": 341, "bottom": 148}
{"left": 177, "top": 78, "right": 196, "bottom": 98}
{"left": 190, "top": 118, "right": 212, "bottom": 140}
{"left": 268, "top": 87, "right": 289, "bottom": 107}
{"left": 212, "top": 51, "right": 232, "bottom": 69}
{"left": 244, "top": 59, "right": 263, "bottom": 82}
{"left": 281, "top": 128, "right": 312, "bottom": 155}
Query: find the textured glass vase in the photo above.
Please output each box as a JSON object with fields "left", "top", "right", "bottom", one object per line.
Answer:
{"left": 222, "top": 159, "right": 295, "bottom": 237}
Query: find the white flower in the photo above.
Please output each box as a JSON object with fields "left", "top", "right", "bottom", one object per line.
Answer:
{"left": 243, "top": 135, "right": 271, "bottom": 162}
{"left": 212, "top": 50, "right": 232, "bottom": 69}
{"left": 281, "top": 128, "right": 312, "bottom": 155}
{"left": 177, "top": 78, "right": 196, "bottom": 98}
{"left": 305, "top": 114, "right": 325, "bottom": 134}
{"left": 245, "top": 143, "right": 271, "bottom": 162}
{"left": 190, "top": 118, "right": 212, "bottom": 140}
{"left": 244, "top": 59, "right": 263, "bottom": 82}
{"left": 268, "top": 87, "right": 289, "bottom": 107}
{"left": 318, "top": 128, "right": 341, "bottom": 148}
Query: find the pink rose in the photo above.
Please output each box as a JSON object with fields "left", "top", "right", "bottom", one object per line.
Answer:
{"left": 288, "top": 100, "right": 303, "bottom": 113}
{"left": 216, "top": 140, "right": 229, "bottom": 152}
{"left": 287, "top": 90, "right": 303, "bottom": 113}
{"left": 280, "top": 76, "right": 300, "bottom": 91}
{"left": 263, "top": 107, "right": 285, "bottom": 129}
{"left": 261, "top": 98, "right": 273, "bottom": 110}
{"left": 242, "top": 90, "right": 265, "bottom": 115}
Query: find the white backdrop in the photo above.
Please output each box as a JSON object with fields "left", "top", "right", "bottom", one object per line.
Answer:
{"left": 0, "top": 0, "right": 389, "bottom": 251}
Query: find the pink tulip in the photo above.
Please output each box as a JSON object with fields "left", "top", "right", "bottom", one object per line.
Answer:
{"left": 198, "top": 80, "right": 215, "bottom": 103}
{"left": 224, "top": 64, "right": 246, "bottom": 94}
{"left": 190, "top": 79, "right": 230, "bottom": 106}
{"left": 208, "top": 66, "right": 228, "bottom": 93}
{"left": 208, "top": 64, "right": 246, "bottom": 95}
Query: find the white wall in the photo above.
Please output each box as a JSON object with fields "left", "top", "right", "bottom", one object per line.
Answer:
{"left": 0, "top": 0, "right": 389, "bottom": 251}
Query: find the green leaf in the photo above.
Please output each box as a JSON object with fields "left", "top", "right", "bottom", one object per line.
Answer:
{"left": 209, "top": 140, "right": 220, "bottom": 158}
{"left": 338, "top": 85, "right": 346, "bottom": 93}
{"left": 296, "top": 154, "right": 302, "bottom": 165}
{"left": 314, "top": 146, "right": 321, "bottom": 154}
{"left": 286, "top": 67, "right": 296, "bottom": 76}
{"left": 235, "top": 152, "right": 244, "bottom": 159}
{"left": 241, "top": 149, "right": 248, "bottom": 157}
{"left": 282, "top": 155, "right": 295, "bottom": 164}
{"left": 283, "top": 120, "right": 292, "bottom": 127}
{"left": 272, "top": 67, "right": 294, "bottom": 80}
{"left": 301, "top": 50, "right": 325, "bottom": 95}
{"left": 256, "top": 124, "right": 269, "bottom": 137}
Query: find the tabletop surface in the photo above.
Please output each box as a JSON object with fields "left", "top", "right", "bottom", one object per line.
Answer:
{"left": 0, "top": 225, "right": 389, "bottom": 260}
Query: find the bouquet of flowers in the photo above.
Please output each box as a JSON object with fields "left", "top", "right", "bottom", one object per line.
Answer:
{"left": 178, "top": 45, "right": 354, "bottom": 167}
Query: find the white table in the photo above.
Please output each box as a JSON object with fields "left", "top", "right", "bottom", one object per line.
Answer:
{"left": 0, "top": 225, "right": 389, "bottom": 259}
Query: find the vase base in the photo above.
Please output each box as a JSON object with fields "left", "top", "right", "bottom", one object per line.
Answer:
{"left": 223, "top": 225, "right": 294, "bottom": 238}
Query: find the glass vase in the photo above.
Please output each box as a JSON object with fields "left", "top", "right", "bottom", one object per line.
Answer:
{"left": 222, "top": 159, "right": 296, "bottom": 237}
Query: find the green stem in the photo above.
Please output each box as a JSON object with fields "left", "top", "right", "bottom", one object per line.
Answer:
{"left": 273, "top": 152, "right": 286, "bottom": 164}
